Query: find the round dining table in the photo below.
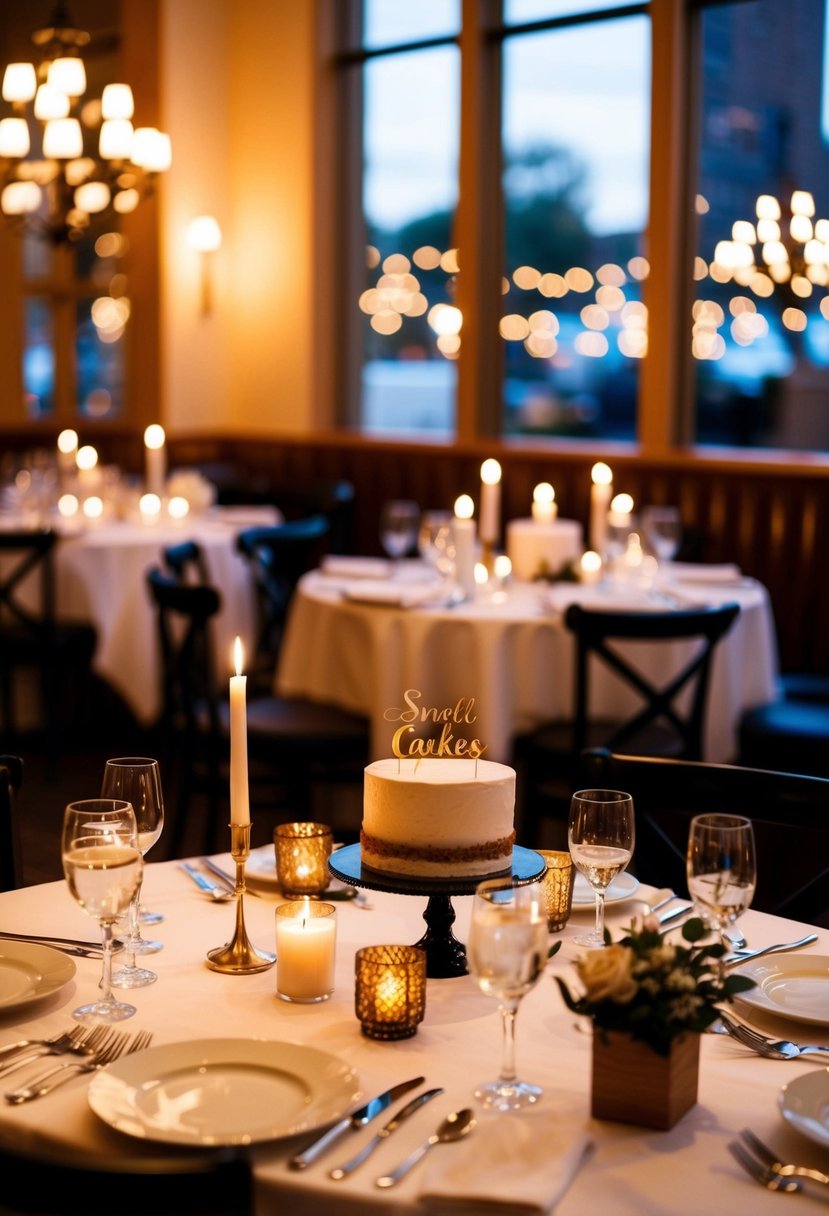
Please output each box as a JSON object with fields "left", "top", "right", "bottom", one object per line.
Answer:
{"left": 276, "top": 559, "right": 780, "bottom": 765}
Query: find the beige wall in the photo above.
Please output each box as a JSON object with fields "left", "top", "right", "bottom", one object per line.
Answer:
{"left": 160, "top": 0, "right": 317, "bottom": 436}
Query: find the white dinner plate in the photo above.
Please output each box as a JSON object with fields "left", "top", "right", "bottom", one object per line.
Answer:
{"left": 89, "top": 1038, "right": 359, "bottom": 1147}
{"left": 779, "top": 1068, "right": 829, "bottom": 1149}
{"left": 0, "top": 941, "right": 76, "bottom": 1011}
{"left": 571, "top": 871, "right": 640, "bottom": 907}
{"left": 734, "top": 954, "right": 829, "bottom": 1026}
{"left": 246, "top": 845, "right": 352, "bottom": 897}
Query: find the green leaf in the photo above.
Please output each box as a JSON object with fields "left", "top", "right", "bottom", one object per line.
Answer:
{"left": 547, "top": 940, "right": 562, "bottom": 961}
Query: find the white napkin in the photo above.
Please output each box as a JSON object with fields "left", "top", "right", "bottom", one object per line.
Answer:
{"left": 419, "top": 1109, "right": 595, "bottom": 1214}
{"left": 668, "top": 561, "right": 743, "bottom": 584}
{"left": 320, "top": 555, "right": 391, "bottom": 580}
{"left": 544, "top": 584, "right": 666, "bottom": 614}
{"left": 343, "top": 580, "right": 446, "bottom": 607}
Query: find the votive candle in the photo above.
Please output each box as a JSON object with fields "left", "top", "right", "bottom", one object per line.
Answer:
{"left": 355, "top": 945, "right": 427, "bottom": 1039}
{"left": 275, "top": 900, "right": 336, "bottom": 1003}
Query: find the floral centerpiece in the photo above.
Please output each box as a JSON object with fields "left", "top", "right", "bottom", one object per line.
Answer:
{"left": 554, "top": 915, "right": 756, "bottom": 1129}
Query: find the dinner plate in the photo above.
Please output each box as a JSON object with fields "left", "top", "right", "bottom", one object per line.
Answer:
{"left": 571, "top": 871, "right": 640, "bottom": 907}
{"left": 734, "top": 954, "right": 829, "bottom": 1026}
{"left": 88, "top": 1038, "right": 360, "bottom": 1147}
{"left": 0, "top": 941, "right": 76, "bottom": 1011}
{"left": 246, "top": 845, "right": 354, "bottom": 898}
{"left": 779, "top": 1068, "right": 829, "bottom": 1149}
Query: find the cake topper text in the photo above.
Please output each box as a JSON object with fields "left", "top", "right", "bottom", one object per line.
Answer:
{"left": 384, "top": 689, "right": 487, "bottom": 759}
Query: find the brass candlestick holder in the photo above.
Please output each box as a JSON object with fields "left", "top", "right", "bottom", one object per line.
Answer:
{"left": 480, "top": 540, "right": 495, "bottom": 575}
{"left": 206, "top": 824, "right": 276, "bottom": 974}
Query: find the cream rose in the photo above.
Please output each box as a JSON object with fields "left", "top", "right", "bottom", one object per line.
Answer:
{"left": 576, "top": 944, "right": 638, "bottom": 1004}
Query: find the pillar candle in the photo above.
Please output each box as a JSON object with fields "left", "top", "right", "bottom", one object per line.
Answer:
{"left": 275, "top": 900, "right": 336, "bottom": 1002}
{"left": 56, "top": 429, "right": 78, "bottom": 486}
{"left": 453, "top": 494, "right": 477, "bottom": 598}
{"left": 589, "top": 462, "right": 613, "bottom": 555}
{"left": 144, "top": 424, "right": 166, "bottom": 498}
{"left": 229, "top": 636, "right": 250, "bottom": 826}
{"left": 479, "top": 459, "right": 502, "bottom": 545}
{"left": 531, "top": 482, "right": 557, "bottom": 524}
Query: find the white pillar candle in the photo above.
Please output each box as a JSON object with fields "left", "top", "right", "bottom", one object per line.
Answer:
{"left": 144, "top": 423, "right": 166, "bottom": 498}
{"left": 608, "top": 491, "right": 634, "bottom": 530}
{"left": 229, "top": 636, "right": 250, "bottom": 826}
{"left": 531, "top": 482, "right": 557, "bottom": 524}
{"left": 453, "top": 494, "right": 477, "bottom": 598}
{"left": 580, "top": 550, "right": 603, "bottom": 584}
{"left": 479, "top": 458, "right": 502, "bottom": 545}
{"left": 589, "top": 462, "right": 613, "bottom": 555}
{"left": 275, "top": 900, "right": 336, "bottom": 1002}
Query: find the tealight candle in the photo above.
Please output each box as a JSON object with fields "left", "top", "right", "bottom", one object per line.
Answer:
{"left": 274, "top": 822, "right": 333, "bottom": 897}
{"left": 275, "top": 900, "right": 336, "bottom": 1003}
{"left": 479, "top": 459, "right": 502, "bottom": 546}
{"left": 355, "top": 944, "right": 427, "bottom": 1039}
{"left": 453, "top": 494, "right": 477, "bottom": 598}
{"left": 229, "top": 636, "right": 250, "bottom": 827}
{"left": 144, "top": 423, "right": 166, "bottom": 498}
{"left": 531, "top": 482, "right": 557, "bottom": 524}
{"left": 590, "top": 462, "right": 613, "bottom": 555}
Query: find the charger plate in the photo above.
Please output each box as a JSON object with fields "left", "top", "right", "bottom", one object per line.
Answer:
{"left": 89, "top": 1039, "right": 359, "bottom": 1147}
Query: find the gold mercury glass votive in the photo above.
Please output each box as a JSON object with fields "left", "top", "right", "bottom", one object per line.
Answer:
{"left": 355, "top": 945, "right": 427, "bottom": 1040}
{"left": 274, "top": 821, "right": 333, "bottom": 897}
{"left": 539, "top": 849, "right": 576, "bottom": 932}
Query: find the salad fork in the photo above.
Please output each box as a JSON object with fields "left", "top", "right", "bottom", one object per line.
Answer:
{"left": 5, "top": 1028, "right": 153, "bottom": 1103}
{"left": 0, "top": 1024, "right": 109, "bottom": 1080}
{"left": 717, "top": 1008, "right": 829, "bottom": 1060}
{"left": 729, "top": 1133, "right": 829, "bottom": 1194}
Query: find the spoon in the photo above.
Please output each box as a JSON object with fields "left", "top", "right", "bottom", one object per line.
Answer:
{"left": 375, "top": 1109, "right": 476, "bottom": 1188}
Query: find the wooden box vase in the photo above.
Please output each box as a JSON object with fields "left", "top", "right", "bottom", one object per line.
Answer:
{"left": 591, "top": 1029, "right": 700, "bottom": 1130}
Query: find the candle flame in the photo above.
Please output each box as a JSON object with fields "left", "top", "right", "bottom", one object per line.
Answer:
{"left": 144, "top": 423, "right": 165, "bottom": 450}
{"left": 233, "top": 635, "right": 244, "bottom": 676}
{"left": 480, "top": 458, "right": 502, "bottom": 485}
{"left": 610, "top": 492, "right": 634, "bottom": 514}
{"left": 454, "top": 493, "right": 474, "bottom": 520}
{"left": 533, "top": 481, "right": 555, "bottom": 505}
{"left": 591, "top": 461, "right": 613, "bottom": 486}
{"left": 57, "top": 428, "right": 78, "bottom": 454}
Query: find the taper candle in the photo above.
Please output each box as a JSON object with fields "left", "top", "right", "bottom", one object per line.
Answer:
{"left": 589, "top": 462, "right": 613, "bottom": 555}
{"left": 479, "top": 459, "right": 502, "bottom": 545}
{"left": 532, "top": 482, "right": 557, "bottom": 524}
{"left": 144, "top": 424, "right": 166, "bottom": 498}
{"left": 453, "top": 494, "right": 477, "bottom": 599}
{"left": 229, "top": 636, "right": 250, "bottom": 826}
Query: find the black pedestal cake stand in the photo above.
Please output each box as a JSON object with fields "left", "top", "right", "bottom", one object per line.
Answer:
{"left": 328, "top": 844, "right": 545, "bottom": 979}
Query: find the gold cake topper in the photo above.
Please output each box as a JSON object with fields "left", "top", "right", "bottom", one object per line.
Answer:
{"left": 383, "top": 689, "right": 487, "bottom": 759}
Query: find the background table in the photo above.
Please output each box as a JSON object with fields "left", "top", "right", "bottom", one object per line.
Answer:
{"left": 0, "top": 856, "right": 826, "bottom": 1214}
{"left": 276, "top": 564, "right": 780, "bottom": 764}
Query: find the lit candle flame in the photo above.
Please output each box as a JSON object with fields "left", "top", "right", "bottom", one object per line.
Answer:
{"left": 233, "top": 635, "right": 244, "bottom": 676}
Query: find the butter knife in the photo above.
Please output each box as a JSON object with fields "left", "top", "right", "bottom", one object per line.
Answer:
{"left": 330, "top": 1087, "right": 443, "bottom": 1179}
{"left": 289, "top": 1076, "right": 425, "bottom": 1169}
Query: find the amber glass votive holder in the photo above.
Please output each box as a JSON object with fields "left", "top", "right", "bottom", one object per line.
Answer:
{"left": 539, "top": 850, "right": 576, "bottom": 932}
{"left": 274, "top": 822, "right": 333, "bottom": 897}
{"left": 355, "top": 945, "right": 427, "bottom": 1040}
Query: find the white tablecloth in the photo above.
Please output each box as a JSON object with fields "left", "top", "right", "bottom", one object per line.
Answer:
{"left": 0, "top": 857, "right": 826, "bottom": 1214}
{"left": 276, "top": 563, "right": 780, "bottom": 764}
{"left": 43, "top": 506, "right": 279, "bottom": 724}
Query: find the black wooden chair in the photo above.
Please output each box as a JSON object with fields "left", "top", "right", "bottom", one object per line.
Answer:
{"left": 0, "top": 530, "right": 96, "bottom": 776}
{"left": 146, "top": 567, "right": 368, "bottom": 857}
{"left": 162, "top": 538, "right": 211, "bottom": 583}
{"left": 0, "top": 753, "right": 23, "bottom": 891}
{"left": 739, "top": 669, "right": 829, "bottom": 778}
{"left": 514, "top": 601, "right": 741, "bottom": 844}
{"left": 580, "top": 748, "right": 829, "bottom": 922}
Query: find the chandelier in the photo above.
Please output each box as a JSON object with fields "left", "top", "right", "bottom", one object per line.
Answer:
{"left": 0, "top": 3, "right": 171, "bottom": 244}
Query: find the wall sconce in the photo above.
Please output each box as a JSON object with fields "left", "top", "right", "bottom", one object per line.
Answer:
{"left": 187, "top": 215, "right": 222, "bottom": 315}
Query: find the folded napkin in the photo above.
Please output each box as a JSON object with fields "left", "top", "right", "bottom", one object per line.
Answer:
{"left": 320, "top": 555, "right": 391, "bottom": 580}
{"left": 419, "top": 1109, "right": 594, "bottom": 1214}
{"left": 343, "top": 580, "right": 446, "bottom": 607}
{"left": 668, "top": 561, "right": 743, "bottom": 584}
{"left": 544, "top": 584, "right": 667, "bottom": 614}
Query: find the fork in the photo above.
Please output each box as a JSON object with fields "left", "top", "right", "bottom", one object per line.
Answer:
{"left": 739, "top": 1128, "right": 829, "bottom": 1187}
{"left": 4, "top": 1028, "right": 153, "bottom": 1103}
{"left": 729, "top": 1133, "right": 829, "bottom": 1194}
{"left": 718, "top": 1008, "right": 829, "bottom": 1060}
{"left": 0, "top": 1024, "right": 109, "bottom": 1080}
{"left": 0, "top": 1024, "right": 92, "bottom": 1061}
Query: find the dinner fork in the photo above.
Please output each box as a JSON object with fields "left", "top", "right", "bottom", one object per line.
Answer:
{"left": 729, "top": 1135, "right": 829, "bottom": 1194}
{"left": 5, "top": 1028, "right": 153, "bottom": 1103}
{"left": 739, "top": 1128, "right": 829, "bottom": 1187}
{"left": 717, "top": 1008, "right": 829, "bottom": 1060}
{"left": 0, "top": 1024, "right": 109, "bottom": 1079}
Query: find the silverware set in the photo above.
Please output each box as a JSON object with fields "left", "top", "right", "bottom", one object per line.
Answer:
{"left": 2, "top": 1028, "right": 153, "bottom": 1104}
{"left": 714, "top": 1007, "right": 829, "bottom": 1060}
{"left": 0, "top": 1024, "right": 111, "bottom": 1081}
{"left": 729, "top": 1128, "right": 829, "bottom": 1195}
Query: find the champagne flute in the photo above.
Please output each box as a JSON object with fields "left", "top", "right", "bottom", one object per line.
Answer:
{"left": 379, "top": 500, "right": 421, "bottom": 563}
{"left": 62, "top": 799, "right": 143, "bottom": 1022}
{"left": 466, "top": 877, "right": 548, "bottom": 1111}
{"left": 568, "top": 789, "right": 635, "bottom": 948}
{"left": 641, "top": 505, "right": 682, "bottom": 563}
{"left": 686, "top": 813, "right": 756, "bottom": 935}
{"left": 102, "top": 758, "right": 165, "bottom": 989}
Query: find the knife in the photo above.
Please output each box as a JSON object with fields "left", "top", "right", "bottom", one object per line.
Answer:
{"left": 179, "top": 862, "right": 234, "bottom": 899}
{"left": 658, "top": 902, "right": 694, "bottom": 925}
{"left": 329, "top": 1086, "right": 443, "bottom": 1180}
{"left": 724, "top": 933, "right": 818, "bottom": 968}
{"left": 288, "top": 1076, "right": 426, "bottom": 1169}
{"left": 0, "top": 930, "right": 117, "bottom": 955}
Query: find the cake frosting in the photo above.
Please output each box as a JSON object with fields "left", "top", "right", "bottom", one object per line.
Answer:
{"left": 360, "top": 758, "right": 516, "bottom": 879}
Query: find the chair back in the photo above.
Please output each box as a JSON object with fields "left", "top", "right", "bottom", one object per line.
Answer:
{"left": 162, "top": 539, "right": 210, "bottom": 584}
{"left": 0, "top": 754, "right": 23, "bottom": 891}
{"left": 565, "top": 601, "right": 741, "bottom": 759}
{"left": 580, "top": 747, "right": 829, "bottom": 920}
{"left": 0, "top": 529, "right": 57, "bottom": 641}
{"left": 236, "top": 516, "right": 329, "bottom": 682}
{"left": 146, "top": 567, "right": 222, "bottom": 739}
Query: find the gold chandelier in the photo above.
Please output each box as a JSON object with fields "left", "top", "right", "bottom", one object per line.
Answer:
{"left": 0, "top": 3, "right": 171, "bottom": 244}
{"left": 712, "top": 190, "right": 829, "bottom": 303}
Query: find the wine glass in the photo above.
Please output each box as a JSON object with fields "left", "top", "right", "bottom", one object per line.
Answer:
{"left": 641, "top": 506, "right": 682, "bottom": 563}
{"left": 379, "top": 500, "right": 420, "bottom": 563}
{"left": 686, "top": 813, "right": 756, "bottom": 936}
{"left": 418, "top": 510, "right": 454, "bottom": 574}
{"left": 568, "top": 789, "right": 635, "bottom": 948}
{"left": 62, "top": 799, "right": 143, "bottom": 1022}
{"left": 466, "top": 876, "right": 548, "bottom": 1111}
{"left": 101, "top": 758, "right": 165, "bottom": 989}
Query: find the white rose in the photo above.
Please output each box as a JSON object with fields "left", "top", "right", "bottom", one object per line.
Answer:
{"left": 577, "top": 945, "right": 638, "bottom": 1004}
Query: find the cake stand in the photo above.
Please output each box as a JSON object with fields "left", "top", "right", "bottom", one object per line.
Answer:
{"left": 328, "top": 844, "right": 545, "bottom": 979}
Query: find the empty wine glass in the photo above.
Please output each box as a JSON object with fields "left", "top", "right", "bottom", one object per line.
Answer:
{"left": 641, "top": 506, "right": 682, "bottom": 563}
{"left": 62, "top": 799, "right": 143, "bottom": 1022}
{"left": 686, "top": 813, "right": 756, "bottom": 936}
{"left": 379, "top": 500, "right": 420, "bottom": 562}
{"left": 568, "top": 789, "right": 635, "bottom": 948}
{"left": 102, "top": 758, "right": 165, "bottom": 989}
{"left": 466, "top": 877, "right": 548, "bottom": 1111}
